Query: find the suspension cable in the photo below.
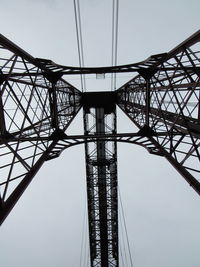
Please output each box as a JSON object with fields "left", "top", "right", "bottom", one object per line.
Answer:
{"left": 111, "top": 0, "right": 115, "bottom": 91}
{"left": 114, "top": 0, "right": 119, "bottom": 90}
{"left": 83, "top": 214, "right": 89, "bottom": 267}
{"left": 111, "top": 0, "right": 119, "bottom": 91}
{"left": 119, "top": 242, "right": 125, "bottom": 267}
{"left": 73, "top": 0, "right": 86, "bottom": 92}
{"left": 86, "top": 245, "right": 90, "bottom": 267}
{"left": 77, "top": 0, "right": 86, "bottom": 92}
{"left": 119, "top": 205, "right": 129, "bottom": 266}
{"left": 79, "top": 200, "right": 87, "bottom": 267}
{"left": 119, "top": 187, "right": 134, "bottom": 267}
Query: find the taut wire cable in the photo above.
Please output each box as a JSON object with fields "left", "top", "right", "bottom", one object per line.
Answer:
{"left": 111, "top": 0, "right": 119, "bottom": 91}
{"left": 119, "top": 188, "right": 134, "bottom": 266}
{"left": 73, "top": 0, "right": 86, "bottom": 92}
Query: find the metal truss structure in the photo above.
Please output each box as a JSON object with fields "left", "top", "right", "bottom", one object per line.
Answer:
{"left": 0, "top": 30, "right": 200, "bottom": 267}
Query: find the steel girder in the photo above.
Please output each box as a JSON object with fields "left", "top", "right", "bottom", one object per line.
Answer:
{"left": 83, "top": 92, "right": 118, "bottom": 267}
{"left": 5, "top": 31, "right": 200, "bottom": 77}
{"left": 0, "top": 29, "right": 200, "bottom": 267}
{"left": 0, "top": 34, "right": 82, "bottom": 224}
{"left": 117, "top": 30, "right": 200, "bottom": 195}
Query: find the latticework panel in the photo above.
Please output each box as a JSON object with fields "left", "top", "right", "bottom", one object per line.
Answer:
{"left": 83, "top": 106, "right": 118, "bottom": 267}
{"left": 117, "top": 31, "right": 200, "bottom": 190}
{"left": 0, "top": 34, "right": 81, "bottom": 222}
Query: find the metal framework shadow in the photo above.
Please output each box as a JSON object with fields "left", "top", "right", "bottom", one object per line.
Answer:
{"left": 0, "top": 30, "right": 199, "bottom": 267}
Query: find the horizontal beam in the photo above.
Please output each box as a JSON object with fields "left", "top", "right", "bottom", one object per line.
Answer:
{"left": 0, "top": 131, "right": 182, "bottom": 143}
{"left": 1, "top": 66, "right": 199, "bottom": 78}
{"left": 0, "top": 30, "right": 199, "bottom": 80}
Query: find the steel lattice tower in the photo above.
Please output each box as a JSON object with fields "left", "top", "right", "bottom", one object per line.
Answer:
{"left": 0, "top": 31, "right": 200, "bottom": 267}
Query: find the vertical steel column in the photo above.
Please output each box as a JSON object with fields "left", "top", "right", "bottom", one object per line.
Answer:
{"left": 83, "top": 92, "right": 118, "bottom": 267}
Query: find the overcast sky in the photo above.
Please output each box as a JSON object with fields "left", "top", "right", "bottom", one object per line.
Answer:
{"left": 0, "top": 0, "right": 200, "bottom": 267}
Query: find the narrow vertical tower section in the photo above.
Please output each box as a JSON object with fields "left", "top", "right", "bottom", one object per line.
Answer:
{"left": 82, "top": 92, "right": 118, "bottom": 267}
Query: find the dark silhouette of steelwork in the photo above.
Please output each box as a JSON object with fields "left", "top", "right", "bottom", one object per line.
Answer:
{"left": 83, "top": 92, "right": 118, "bottom": 266}
{"left": 0, "top": 30, "right": 200, "bottom": 266}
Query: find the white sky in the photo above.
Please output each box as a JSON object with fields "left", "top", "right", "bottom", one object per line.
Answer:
{"left": 0, "top": 0, "right": 200, "bottom": 266}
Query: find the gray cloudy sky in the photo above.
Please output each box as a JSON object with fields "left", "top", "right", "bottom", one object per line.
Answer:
{"left": 0, "top": 0, "right": 200, "bottom": 266}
